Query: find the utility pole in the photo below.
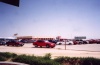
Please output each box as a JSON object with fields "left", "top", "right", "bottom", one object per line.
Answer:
{"left": 65, "top": 39, "right": 67, "bottom": 50}
{"left": 13, "top": 33, "right": 18, "bottom": 39}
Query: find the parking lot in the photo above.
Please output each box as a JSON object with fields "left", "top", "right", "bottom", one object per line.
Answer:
{"left": 0, "top": 43, "right": 100, "bottom": 59}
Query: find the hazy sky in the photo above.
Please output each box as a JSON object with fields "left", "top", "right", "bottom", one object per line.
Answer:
{"left": 0, "top": 0, "right": 100, "bottom": 39}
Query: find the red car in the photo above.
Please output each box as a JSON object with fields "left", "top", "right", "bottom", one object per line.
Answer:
{"left": 88, "top": 39, "right": 100, "bottom": 44}
{"left": 33, "top": 40, "right": 55, "bottom": 48}
{"left": 6, "top": 39, "right": 24, "bottom": 46}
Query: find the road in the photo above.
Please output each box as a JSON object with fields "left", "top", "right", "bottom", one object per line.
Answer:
{"left": 0, "top": 43, "right": 100, "bottom": 59}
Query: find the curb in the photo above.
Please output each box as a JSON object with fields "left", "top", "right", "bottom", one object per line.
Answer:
{"left": 0, "top": 61, "right": 29, "bottom": 65}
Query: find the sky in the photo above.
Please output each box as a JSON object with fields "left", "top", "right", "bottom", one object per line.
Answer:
{"left": 0, "top": 0, "right": 100, "bottom": 39}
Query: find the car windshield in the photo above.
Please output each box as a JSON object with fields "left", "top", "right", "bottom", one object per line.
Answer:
{"left": 37, "top": 40, "right": 44, "bottom": 42}
{"left": 45, "top": 40, "right": 49, "bottom": 42}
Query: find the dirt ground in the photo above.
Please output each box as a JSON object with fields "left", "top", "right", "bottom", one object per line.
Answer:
{"left": 0, "top": 43, "right": 100, "bottom": 59}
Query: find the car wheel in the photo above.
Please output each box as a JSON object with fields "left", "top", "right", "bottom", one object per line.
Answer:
{"left": 15, "top": 44, "right": 18, "bottom": 46}
{"left": 97, "top": 43, "right": 100, "bottom": 44}
{"left": 35, "top": 45, "right": 38, "bottom": 47}
{"left": 12, "top": 45, "right": 15, "bottom": 46}
{"left": 51, "top": 47, "right": 54, "bottom": 48}
{"left": 40, "top": 46, "right": 42, "bottom": 48}
{"left": 68, "top": 43, "right": 72, "bottom": 45}
{"left": 46, "top": 45, "right": 50, "bottom": 48}
{"left": 79, "top": 42, "right": 82, "bottom": 44}
{"left": 7, "top": 44, "right": 9, "bottom": 46}
{"left": 21, "top": 44, "right": 24, "bottom": 46}
{"left": 59, "top": 43, "right": 62, "bottom": 45}
{"left": 3, "top": 44, "right": 6, "bottom": 46}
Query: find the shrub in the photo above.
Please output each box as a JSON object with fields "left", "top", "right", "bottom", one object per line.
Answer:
{"left": 11, "top": 53, "right": 18, "bottom": 58}
{"left": 12, "top": 54, "right": 36, "bottom": 64}
{"left": 12, "top": 54, "right": 60, "bottom": 65}
{"left": 0, "top": 52, "right": 17, "bottom": 58}
{"left": 43, "top": 53, "right": 51, "bottom": 60}
{"left": 0, "top": 52, "right": 17, "bottom": 61}
{"left": 1, "top": 52, "right": 100, "bottom": 65}
{"left": 0, "top": 56, "right": 7, "bottom": 61}
{"left": 81, "top": 57, "right": 100, "bottom": 65}
{"left": 54, "top": 56, "right": 66, "bottom": 63}
{"left": 54, "top": 57, "right": 100, "bottom": 65}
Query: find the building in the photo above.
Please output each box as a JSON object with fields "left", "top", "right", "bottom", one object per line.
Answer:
{"left": 33, "top": 37, "right": 55, "bottom": 40}
{"left": 17, "top": 36, "right": 32, "bottom": 40}
{"left": 17, "top": 36, "right": 55, "bottom": 40}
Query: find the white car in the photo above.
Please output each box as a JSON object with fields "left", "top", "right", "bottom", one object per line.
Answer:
{"left": 56, "top": 40, "right": 74, "bottom": 45}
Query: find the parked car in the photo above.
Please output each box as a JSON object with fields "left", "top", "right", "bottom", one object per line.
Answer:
{"left": 73, "top": 39, "right": 89, "bottom": 45}
{"left": 20, "top": 39, "right": 35, "bottom": 43}
{"left": 48, "top": 40, "right": 58, "bottom": 44}
{"left": 20, "top": 39, "right": 28, "bottom": 43}
{"left": 96, "top": 39, "right": 100, "bottom": 44}
{"left": 88, "top": 39, "right": 100, "bottom": 44}
{"left": 6, "top": 39, "right": 24, "bottom": 46}
{"left": 56, "top": 40, "right": 74, "bottom": 45}
{"left": 83, "top": 39, "right": 89, "bottom": 44}
{"left": 0, "top": 38, "right": 6, "bottom": 45}
{"left": 33, "top": 40, "right": 55, "bottom": 48}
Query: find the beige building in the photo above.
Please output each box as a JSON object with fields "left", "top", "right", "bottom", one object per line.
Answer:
{"left": 17, "top": 36, "right": 55, "bottom": 40}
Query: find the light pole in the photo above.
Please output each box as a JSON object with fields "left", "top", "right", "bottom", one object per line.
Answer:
{"left": 65, "top": 39, "right": 67, "bottom": 50}
{"left": 13, "top": 33, "right": 18, "bottom": 39}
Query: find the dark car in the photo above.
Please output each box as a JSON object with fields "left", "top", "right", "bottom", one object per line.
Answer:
{"left": 48, "top": 40, "right": 58, "bottom": 44}
{"left": 73, "top": 39, "right": 88, "bottom": 45}
{"left": 0, "top": 38, "right": 6, "bottom": 45}
{"left": 6, "top": 39, "right": 24, "bottom": 46}
{"left": 96, "top": 39, "right": 100, "bottom": 44}
{"left": 20, "top": 39, "right": 35, "bottom": 43}
{"left": 88, "top": 39, "right": 100, "bottom": 44}
{"left": 33, "top": 40, "right": 55, "bottom": 48}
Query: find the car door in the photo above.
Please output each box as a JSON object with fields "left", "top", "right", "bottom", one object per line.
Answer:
{"left": 39, "top": 40, "right": 47, "bottom": 46}
{"left": 8, "top": 40, "right": 12, "bottom": 45}
{"left": 37, "top": 40, "right": 44, "bottom": 46}
{"left": 11, "top": 40, "right": 15, "bottom": 46}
